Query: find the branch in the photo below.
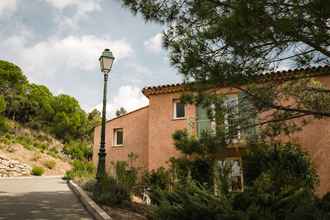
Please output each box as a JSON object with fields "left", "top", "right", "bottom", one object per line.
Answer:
{"left": 235, "top": 86, "right": 330, "bottom": 117}
{"left": 240, "top": 113, "right": 309, "bottom": 131}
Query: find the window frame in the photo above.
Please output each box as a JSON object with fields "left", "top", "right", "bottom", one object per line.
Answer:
{"left": 113, "top": 128, "right": 124, "bottom": 147}
{"left": 218, "top": 157, "right": 244, "bottom": 192}
{"left": 173, "top": 100, "right": 186, "bottom": 120}
{"left": 224, "top": 95, "right": 241, "bottom": 143}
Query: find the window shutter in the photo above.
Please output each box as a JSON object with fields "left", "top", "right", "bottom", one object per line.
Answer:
{"left": 238, "top": 92, "right": 257, "bottom": 140}
{"left": 197, "top": 105, "right": 211, "bottom": 137}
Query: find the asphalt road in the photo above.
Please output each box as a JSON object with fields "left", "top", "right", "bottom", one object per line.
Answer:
{"left": 0, "top": 176, "right": 93, "bottom": 220}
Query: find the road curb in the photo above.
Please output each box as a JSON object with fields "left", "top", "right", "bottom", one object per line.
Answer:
{"left": 68, "top": 180, "right": 112, "bottom": 220}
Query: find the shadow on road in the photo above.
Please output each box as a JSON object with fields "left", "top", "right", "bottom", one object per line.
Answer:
{"left": 0, "top": 191, "right": 91, "bottom": 220}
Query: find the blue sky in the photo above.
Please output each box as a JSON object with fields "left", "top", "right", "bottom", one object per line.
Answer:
{"left": 0, "top": 0, "right": 181, "bottom": 118}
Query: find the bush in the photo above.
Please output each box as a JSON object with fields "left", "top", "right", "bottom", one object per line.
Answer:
{"left": 243, "top": 143, "right": 318, "bottom": 193}
{"left": 93, "top": 175, "right": 131, "bottom": 207}
{"left": 65, "top": 160, "right": 95, "bottom": 179}
{"left": 115, "top": 161, "right": 138, "bottom": 190}
{"left": 43, "top": 159, "right": 56, "bottom": 169}
{"left": 152, "top": 182, "right": 241, "bottom": 220}
{"left": 32, "top": 166, "right": 45, "bottom": 176}
{"left": 142, "top": 167, "right": 171, "bottom": 190}
{"left": 63, "top": 141, "right": 92, "bottom": 160}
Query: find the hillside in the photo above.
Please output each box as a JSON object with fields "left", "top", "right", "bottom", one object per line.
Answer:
{"left": 0, "top": 120, "right": 71, "bottom": 176}
{"left": 0, "top": 60, "right": 100, "bottom": 177}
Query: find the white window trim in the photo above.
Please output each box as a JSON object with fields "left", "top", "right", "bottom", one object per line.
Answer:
{"left": 173, "top": 100, "right": 186, "bottom": 120}
{"left": 113, "top": 128, "right": 124, "bottom": 147}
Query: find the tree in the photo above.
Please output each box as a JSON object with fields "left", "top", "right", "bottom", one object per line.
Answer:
{"left": 87, "top": 109, "right": 102, "bottom": 139}
{"left": 0, "top": 60, "right": 27, "bottom": 96}
{"left": 0, "top": 96, "right": 7, "bottom": 132}
{"left": 120, "top": 0, "right": 330, "bottom": 126}
{"left": 121, "top": 0, "right": 329, "bottom": 77}
{"left": 51, "top": 95, "right": 88, "bottom": 141}
{"left": 115, "top": 107, "right": 127, "bottom": 117}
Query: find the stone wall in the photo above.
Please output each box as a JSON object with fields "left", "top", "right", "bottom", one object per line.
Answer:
{"left": 0, "top": 156, "right": 31, "bottom": 177}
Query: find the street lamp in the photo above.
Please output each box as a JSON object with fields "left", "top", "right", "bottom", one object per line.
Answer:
{"left": 96, "top": 48, "right": 115, "bottom": 182}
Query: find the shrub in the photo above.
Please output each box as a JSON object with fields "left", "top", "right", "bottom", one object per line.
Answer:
{"left": 43, "top": 159, "right": 56, "bottom": 169}
{"left": 32, "top": 166, "right": 45, "bottom": 176}
{"left": 152, "top": 182, "right": 241, "bottom": 220}
{"left": 115, "top": 161, "right": 137, "bottom": 190}
{"left": 23, "top": 144, "right": 33, "bottom": 151}
{"left": 142, "top": 167, "right": 171, "bottom": 190}
{"left": 65, "top": 160, "right": 95, "bottom": 179}
{"left": 34, "top": 142, "right": 48, "bottom": 151}
{"left": 0, "top": 116, "right": 8, "bottom": 134}
{"left": 93, "top": 175, "right": 131, "bottom": 207}
{"left": 63, "top": 141, "right": 92, "bottom": 160}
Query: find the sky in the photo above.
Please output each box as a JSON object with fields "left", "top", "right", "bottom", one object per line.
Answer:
{"left": 0, "top": 0, "right": 182, "bottom": 118}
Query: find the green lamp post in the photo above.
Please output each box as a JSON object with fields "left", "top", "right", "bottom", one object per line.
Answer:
{"left": 96, "top": 48, "right": 115, "bottom": 182}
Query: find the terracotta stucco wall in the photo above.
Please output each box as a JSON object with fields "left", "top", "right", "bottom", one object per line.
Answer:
{"left": 93, "top": 106, "right": 149, "bottom": 173}
{"left": 287, "top": 76, "right": 330, "bottom": 196}
{"left": 147, "top": 92, "right": 196, "bottom": 171}
{"left": 92, "top": 74, "right": 330, "bottom": 195}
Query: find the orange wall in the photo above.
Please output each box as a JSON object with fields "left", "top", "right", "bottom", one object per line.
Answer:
{"left": 288, "top": 76, "right": 330, "bottom": 196}
{"left": 93, "top": 75, "right": 330, "bottom": 195}
{"left": 93, "top": 106, "right": 149, "bottom": 174}
{"left": 147, "top": 92, "right": 196, "bottom": 170}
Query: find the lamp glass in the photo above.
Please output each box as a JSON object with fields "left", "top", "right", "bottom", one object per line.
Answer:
{"left": 99, "top": 49, "right": 115, "bottom": 73}
{"left": 100, "top": 57, "right": 113, "bottom": 73}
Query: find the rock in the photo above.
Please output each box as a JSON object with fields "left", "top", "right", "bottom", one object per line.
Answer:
{"left": 0, "top": 155, "right": 32, "bottom": 177}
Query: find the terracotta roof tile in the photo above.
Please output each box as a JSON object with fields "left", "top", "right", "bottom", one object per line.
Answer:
{"left": 142, "top": 65, "right": 330, "bottom": 96}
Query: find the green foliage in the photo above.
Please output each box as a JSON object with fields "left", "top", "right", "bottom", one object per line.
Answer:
{"left": 31, "top": 166, "right": 45, "bottom": 176}
{"left": 0, "top": 96, "right": 6, "bottom": 114}
{"left": 152, "top": 182, "right": 240, "bottom": 220}
{"left": 142, "top": 167, "right": 171, "bottom": 191}
{"left": 243, "top": 143, "right": 318, "bottom": 192}
{"left": 93, "top": 175, "right": 131, "bottom": 207}
{"left": 43, "top": 159, "right": 56, "bottom": 169}
{"left": 114, "top": 161, "right": 138, "bottom": 191}
{"left": 65, "top": 160, "right": 95, "bottom": 179}
{"left": 0, "top": 59, "right": 101, "bottom": 144}
{"left": 121, "top": 0, "right": 329, "bottom": 82}
{"left": 0, "top": 96, "right": 7, "bottom": 133}
{"left": 0, "top": 60, "right": 27, "bottom": 97}
{"left": 63, "top": 141, "right": 92, "bottom": 160}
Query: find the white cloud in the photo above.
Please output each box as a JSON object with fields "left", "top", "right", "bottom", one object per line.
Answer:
{"left": 1, "top": 35, "right": 133, "bottom": 81}
{"left": 92, "top": 85, "right": 149, "bottom": 119}
{"left": 0, "top": 0, "right": 16, "bottom": 15}
{"left": 45, "top": 0, "right": 102, "bottom": 31}
{"left": 45, "top": 0, "right": 101, "bottom": 12}
{"left": 144, "top": 33, "right": 163, "bottom": 53}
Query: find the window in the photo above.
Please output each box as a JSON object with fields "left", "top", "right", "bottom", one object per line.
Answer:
{"left": 113, "top": 128, "right": 124, "bottom": 146}
{"left": 218, "top": 158, "right": 243, "bottom": 192}
{"left": 173, "top": 100, "right": 185, "bottom": 119}
{"left": 224, "top": 96, "right": 240, "bottom": 143}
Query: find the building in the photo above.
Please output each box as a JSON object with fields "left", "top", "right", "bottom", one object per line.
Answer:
{"left": 93, "top": 65, "right": 330, "bottom": 195}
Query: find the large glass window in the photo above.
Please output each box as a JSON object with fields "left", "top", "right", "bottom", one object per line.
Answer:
{"left": 224, "top": 96, "right": 240, "bottom": 143}
{"left": 173, "top": 100, "right": 185, "bottom": 119}
{"left": 113, "top": 128, "right": 124, "bottom": 146}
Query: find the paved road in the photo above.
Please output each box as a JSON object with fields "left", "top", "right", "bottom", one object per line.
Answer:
{"left": 0, "top": 176, "right": 93, "bottom": 220}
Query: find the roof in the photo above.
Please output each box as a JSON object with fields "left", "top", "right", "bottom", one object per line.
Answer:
{"left": 142, "top": 65, "right": 330, "bottom": 97}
